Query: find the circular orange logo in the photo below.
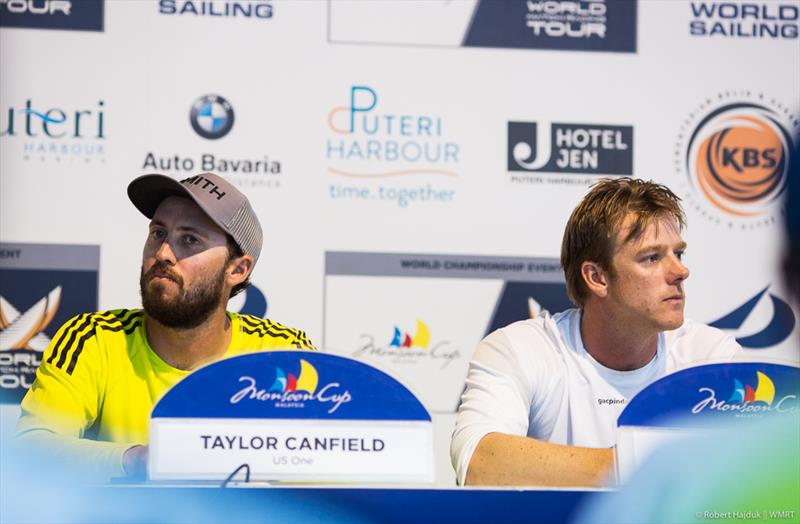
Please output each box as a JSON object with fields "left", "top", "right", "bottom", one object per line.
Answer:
{"left": 687, "top": 103, "right": 791, "bottom": 217}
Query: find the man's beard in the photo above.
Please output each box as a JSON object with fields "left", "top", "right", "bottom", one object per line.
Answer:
{"left": 140, "top": 262, "right": 226, "bottom": 329}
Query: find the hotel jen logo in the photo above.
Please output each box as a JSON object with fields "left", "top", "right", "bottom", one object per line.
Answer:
{"left": 507, "top": 120, "right": 633, "bottom": 186}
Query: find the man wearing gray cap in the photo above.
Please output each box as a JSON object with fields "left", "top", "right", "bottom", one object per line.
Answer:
{"left": 16, "top": 172, "right": 314, "bottom": 480}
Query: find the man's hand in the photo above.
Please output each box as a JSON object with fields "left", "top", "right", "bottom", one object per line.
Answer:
{"left": 122, "top": 445, "right": 149, "bottom": 480}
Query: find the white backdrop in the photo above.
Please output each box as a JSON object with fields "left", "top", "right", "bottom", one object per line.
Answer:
{"left": 2, "top": 0, "right": 799, "bottom": 485}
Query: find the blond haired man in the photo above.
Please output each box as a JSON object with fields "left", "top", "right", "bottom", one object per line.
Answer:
{"left": 451, "top": 178, "right": 740, "bottom": 487}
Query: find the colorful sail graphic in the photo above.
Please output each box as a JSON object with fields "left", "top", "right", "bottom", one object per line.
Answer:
{"left": 268, "top": 360, "right": 319, "bottom": 395}
{"left": 753, "top": 371, "right": 775, "bottom": 405}
{"left": 727, "top": 372, "right": 776, "bottom": 406}
{"left": 295, "top": 359, "right": 319, "bottom": 394}
{"left": 388, "top": 320, "right": 431, "bottom": 350}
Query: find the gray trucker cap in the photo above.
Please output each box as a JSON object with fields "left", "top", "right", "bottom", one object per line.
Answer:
{"left": 127, "top": 172, "right": 263, "bottom": 266}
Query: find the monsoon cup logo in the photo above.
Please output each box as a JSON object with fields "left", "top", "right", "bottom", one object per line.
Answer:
{"left": 353, "top": 320, "right": 460, "bottom": 369}
{"left": 190, "top": 94, "right": 234, "bottom": 140}
{"left": 677, "top": 93, "right": 798, "bottom": 227}
{"left": 728, "top": 372, "right": 774, "bottom": 405}
{"left": 692, "top": 371, "right": 798, "bottom": 416}
{"left": 269, "top": 359, "right": 318, "bottom": 394}
{"left": 230, "top": 359, "right": 352, "bottom": 413}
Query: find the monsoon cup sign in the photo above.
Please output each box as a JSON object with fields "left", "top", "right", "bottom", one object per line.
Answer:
{"left": 615, "top": 363, "right": 799, "bottom": 483}
{"left": 149, "top": 351, "right": 433, "bottom": 482}
{"left": 618, "top": 363, "right": 799, "bottom": 427}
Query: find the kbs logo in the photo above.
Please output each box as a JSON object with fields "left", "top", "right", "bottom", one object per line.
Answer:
{"left": 0, "top": 0, "right": 103, "bottom": 31}
{"left": 508, "top": 121, "right": 632, "bottom": 185}
{"left": 230, "top": 359, "right": 352, "bottom": 414}
{"left": 353, "top": 320, "right": 460, "bottom": 369}
{"left": 677, "top": 92, "right": 798, "bottom": 227}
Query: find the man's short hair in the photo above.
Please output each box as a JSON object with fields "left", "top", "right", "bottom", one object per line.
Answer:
{"left": 561, "top": 177, "right": 686, "bottom": 307}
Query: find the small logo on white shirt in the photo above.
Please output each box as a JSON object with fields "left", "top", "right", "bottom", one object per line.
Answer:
{"left": 597, "top": 398, "right": 626, "bottom": 406}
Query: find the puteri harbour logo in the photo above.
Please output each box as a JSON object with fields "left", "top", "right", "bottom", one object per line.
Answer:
{"left": 230, "top": 359, "right": 352, "bottom": 414}
{"left": 692, "top": 371, "right": 798, "bottom": 416}
{"left": 352, "top": 320, "right": 461, "bottom": 369}
{"left": 508, "top": 120, "right": 632, "bottom": 185}
{"left": 141, "top": 94, "right": 282, "bottom": 189}
{"left": 676, "top": 91, "right": 798, "bottom": 229}
{"left": 326, "top": 86, "right": 460, "bottom": 208}
{"left": 0, "top": 99, "right": 106, "bottom": 162}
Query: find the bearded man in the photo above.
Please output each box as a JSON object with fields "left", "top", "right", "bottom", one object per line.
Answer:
{"left": 16, "top": 173, "right": 314, "bottom": 480}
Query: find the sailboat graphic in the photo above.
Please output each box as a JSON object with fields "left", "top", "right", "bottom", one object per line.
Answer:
{"left": 727, "top": 371, "right": 776, "bottom": 405}
{"left": 0, "top": 286, "right": 62, "bottom": 351}
{"left": 268, "top": 359, "right": 319, "bottom": 394}
{"left": 389, "top": 320, "right": 430, "bottom": 349}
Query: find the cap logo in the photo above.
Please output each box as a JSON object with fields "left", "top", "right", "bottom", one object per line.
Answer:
{"left": 181, "top": 175, "right": 226, "bottom": 201}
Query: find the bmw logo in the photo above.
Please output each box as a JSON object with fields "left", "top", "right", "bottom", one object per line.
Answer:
{"left": 190, "top": 94, "right": 234, "bottom": 140}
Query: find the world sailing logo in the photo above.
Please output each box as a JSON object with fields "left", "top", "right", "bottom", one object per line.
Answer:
{"left": 692, "top": 371, "right": 798, "bottom": 416}
{"left": 230, "top": 359, "right": 352, "bottom": 414}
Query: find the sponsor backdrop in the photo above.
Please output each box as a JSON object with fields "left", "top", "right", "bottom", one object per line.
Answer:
{"left": 1, "top": 0, "right": 798, "bottom": 485}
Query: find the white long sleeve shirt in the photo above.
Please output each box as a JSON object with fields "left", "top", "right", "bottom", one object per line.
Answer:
{"left": 450, "top": 308, "right": 741, "bottom": 485}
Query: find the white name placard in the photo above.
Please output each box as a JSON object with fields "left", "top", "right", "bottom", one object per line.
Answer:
{"left": 150, "top": 418, "right": 434, "bottom": 483}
